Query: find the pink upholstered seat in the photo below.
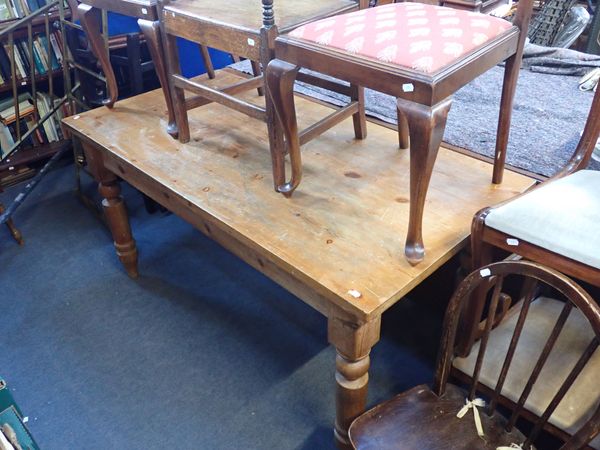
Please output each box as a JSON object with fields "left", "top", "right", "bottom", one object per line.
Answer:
{"left": 288, "top": 3, "right": 513, "bottom": 73}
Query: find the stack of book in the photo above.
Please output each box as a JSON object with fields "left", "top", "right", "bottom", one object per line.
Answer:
{"left": 0, "top": 31, "right": 63, "bottom": 84}
{"left": 0, "top": 91, "right": 63, "bottom": 159}
{"left": 0, "top": 0, "right": 58, "bottom": 20}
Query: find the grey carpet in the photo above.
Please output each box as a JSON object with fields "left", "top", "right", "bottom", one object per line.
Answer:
{"left": 233, "top": 60, "right": 598, "bottom": 177}
{"left": 0, "top": 166, "right": 454, "bottom": 450}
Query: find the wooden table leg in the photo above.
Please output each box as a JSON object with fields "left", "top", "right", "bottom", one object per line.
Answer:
{"left": 397, "top": 97, "right": 452, "bottom": 266}
{"left": 83, "top": 143, "right": 138, "bottom": 278}
{"left": 138, "top": 19, "right": 178, "bottom": 138}
{"left": 78, "top": 4, "right": 119, "bottom": 108}
{"left": 0, "top": 202, "right": 23, "bottom": 245}
{"left": 328, "top": 316, "right": 381, "bottom": 449}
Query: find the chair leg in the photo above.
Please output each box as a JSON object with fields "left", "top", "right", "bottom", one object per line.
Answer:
{"left": 455, "top": 207, "right": 494, "bottom": 357}
{"left": 350, "top": 84, "right": 367, "bottom": 140}
{"left": 250, "top": 60, "right": 265, "bottom": 97}
{"left": 397, "top": 107, "right": 409, "bottom": 150}
{"left": 492, "top": 54, "right": 520, "bottom": 184}
{"left": 398, "top": 97, "right": 452, "bottom": 265}
{"left": 78, "top": 4, "right": 119, "bottom": 108}
{"left": 200, "top": 44, "right": 215, "bottom": 79}
{"left": 265, "top": 59, "right": 301, "bottom": 196}
{"left": 0, "top": 203, "right": 23, "bottom": 245}
{"left": 163, "top": 33, "right": 190, "bottom": 143}
{"left": 138, "top": 19, "right": 178, "bottom": 138}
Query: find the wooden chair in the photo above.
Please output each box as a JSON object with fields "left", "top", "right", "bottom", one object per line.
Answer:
{"left": 458, "top": 84, "right": 600, "bottom": 357}
{"left": 266, "top": 0, "right": 533, "bottom": 265}
{"left": 0, "top": 201, "right": 23, "bottom": 245}
{"left": 348, "top": 260, "right": 600, "bottom": 450}
{"left": 158, "top": 0, "right": 368, "bottom": 182}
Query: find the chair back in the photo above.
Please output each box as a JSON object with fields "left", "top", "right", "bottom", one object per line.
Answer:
{"left": 433, "top": 260, "right": 600, "bottom": 449}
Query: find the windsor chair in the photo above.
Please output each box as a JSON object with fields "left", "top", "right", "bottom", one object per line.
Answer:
{"left": 349, "top": 260, "right": 600, "bottom": 449}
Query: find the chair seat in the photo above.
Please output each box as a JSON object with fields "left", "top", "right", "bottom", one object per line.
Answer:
{"left": 288, "top": 3, "right": 513, "bottom": 74}
{"left": 485, "top": 170, "right": 600, "bottom": 269}
{"left": 349, "top": 383, "right": 526, "bottom": 449}
{"left": 453, "top": 297, "right": 600, "bottom": 449}
{"left": 162, "top": 0, "right": 358, "bottom": 35}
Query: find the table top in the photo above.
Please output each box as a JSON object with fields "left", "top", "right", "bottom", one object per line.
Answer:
{"left": 63, "top": 70, "right": 533, "bottom": 323}
{"left": 83, "top": 0, "right": 159, "bottom": 20}
{"left": 163, "top": 0, "right": 358, "bottom": 34}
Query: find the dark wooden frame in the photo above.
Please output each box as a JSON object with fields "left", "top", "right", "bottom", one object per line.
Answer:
{"left": 458, "top": 86, "right": 600, "bottom": 357}
{"left": 349, "top": 260, "right": 600, "bottom": 450}
{"left": 76, "top": 0, "right": 214, "bottom": 135}
{"left": 158, "top": 0, "right": 368, "bottom": 191}
{"left": 266, "top": 0, "right": 533, "bottom": 265}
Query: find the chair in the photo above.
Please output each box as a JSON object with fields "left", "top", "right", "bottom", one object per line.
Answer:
{"left": 348, "top": 260, "right": 600, "bottom": 450}
{"left": 0, "top": 200, "right": 23, "bottom": 245}
{"left": 266, "top": 0, "right": 533, "bottom": 265}
{"left": 459, "top": 83, "right": 600, "bottom": 357}
{"left": 159, "top": 0, "right": 367, "bottom": 186}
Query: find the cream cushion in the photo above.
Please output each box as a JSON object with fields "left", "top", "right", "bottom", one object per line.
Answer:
{"left": 484, "top": 170, "right": 600, "bottom": 269}
{"left": 453, "top": 297, "right": 600, "bottom": 448}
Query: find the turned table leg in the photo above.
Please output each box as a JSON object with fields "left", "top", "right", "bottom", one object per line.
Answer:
{"left": 397, "top": 97, "right": 452, "bottom": 265}
{"left": 328, "top": 316, "right": 381, "bottom": 449}
{"left": 78, "top": 4, "right": 119, "bottom": 108}
{"left": 138, "top": 19, "right": 179, "bottom": 138}
{"left": 83, "top": 142, "right": 138, "bottom": 278}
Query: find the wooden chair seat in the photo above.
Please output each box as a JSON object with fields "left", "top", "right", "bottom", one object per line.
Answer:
{"left": 483, "top": 170, "right": 600, "bottom": 270}
{"left": 454, "top": 296, "right": 600, "bottom": 449}
{"left": 288, "top": 3, "right": 514, "bottom": 74}
{"left": 349, "top": 383, "right": 527, "bottom": 449}
{"left": 162, "top": 0, "right": 358, "bottom": 35}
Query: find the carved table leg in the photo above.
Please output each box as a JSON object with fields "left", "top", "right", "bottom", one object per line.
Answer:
{"left": 98, "top": 175, "right": 139, "bottom": 278}
{"left": 328, "top": 316, "right": 381, "bottom": 449}
{"left": 350, "top": 84, "right": 367, "bottom": 140}
{"left": 78, "top": 4, "right": 119, "bottom": 108}
{"left": 397, "top": 97, "right": 452, "bottom": 265}
{"left": 0, "top": 202, "right": 23, "bottom": 245}
{"left": 397, "top": 108, "right": 409, "bottom": 150}
{"left": 138, "top": 19, "right": 178, "bottom": 138}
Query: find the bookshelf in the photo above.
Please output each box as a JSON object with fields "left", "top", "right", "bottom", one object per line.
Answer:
{"left": 0, "top": 0, "right": 70, "bottom": 183}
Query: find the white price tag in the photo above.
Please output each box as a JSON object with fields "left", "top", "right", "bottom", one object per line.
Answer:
{"left": 247, "top": 38, "right": 255, "bottom": 46}
{"left": 479, "top": 268, "right": 491, "bottom": 277}
{"left": 402, "top": 83, "right": 414, "bottom": 92}
{"left": 506, "top": 238, "right": 519, "bottom": 246}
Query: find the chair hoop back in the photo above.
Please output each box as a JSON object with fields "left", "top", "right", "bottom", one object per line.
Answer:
{"left": 433, "top": 260, "right": 600, "bottom": 449}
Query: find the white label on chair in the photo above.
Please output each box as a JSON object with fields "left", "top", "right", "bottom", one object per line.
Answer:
{"left": 247, "top": 38, "right": 255, "bottom": 46}
{"left": 506, "top": 238, "right": 519, "bottom": 246}
{"left": 480, "top": 268, "right": 491, "bottom": 277}
{"left": 141, "top": 7, "right": 147, "bottom": 14}
{"left": 402, "top": 83, "right": 414, "bottom": 92}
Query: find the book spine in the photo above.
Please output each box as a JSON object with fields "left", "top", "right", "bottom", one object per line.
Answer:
{"left": 48, "top": 32, "right": 62, "bottom": 66}
{"left": 31, "top": 38, "right": 47, "bottom": 74}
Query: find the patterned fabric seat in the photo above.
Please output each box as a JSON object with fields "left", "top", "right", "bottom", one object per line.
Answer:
{"left": 289, "top": 3, "right": 513, "bottom": 73}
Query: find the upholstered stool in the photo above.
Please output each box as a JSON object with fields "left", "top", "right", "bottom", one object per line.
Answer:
{"left": 267, "top": 1, "right": 533, "bottom": 264}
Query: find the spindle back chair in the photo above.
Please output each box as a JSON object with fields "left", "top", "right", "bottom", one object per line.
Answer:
{"left": 349, "top": 260, "right": 600, "bottom": 449}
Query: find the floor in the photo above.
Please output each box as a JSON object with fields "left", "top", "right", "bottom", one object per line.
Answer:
{"left": 0, "top": 164, "right": 457, "bottom": 449}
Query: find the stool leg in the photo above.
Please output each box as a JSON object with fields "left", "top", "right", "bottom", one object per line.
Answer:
{"left": 492, "top": 54, "right": 520, "bottom": 184}
{"left": 78, "top": 4, "right": 119, "bottom": 108}
{"left": 397, "top": 108, "right": 409, "bottom": 150}
{"left": 265, "top": 59, "right": 301, "bottom": 196}
{"left": 138, "top": 19, "right": 178, "bottom": 138}
{"left": 350, "top": 84, "right": 367, "bottom": 140}
{"left": 397, "top": 97, "right": 452, "bottom": 265}
{"left": 0, "top": 203, "right": 23, "bottom": 245}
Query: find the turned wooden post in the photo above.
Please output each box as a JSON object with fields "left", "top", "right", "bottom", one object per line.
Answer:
{"left": 328, "top": 316, "right": 381, "bottom": 449}
{"left": 98, "top": 177, "right": 139, "bottom": 278}
{"left": 83, "top": 142, "right": 139, "bottom": 278}
{"left": 0, "top": 202, "right": 23, "bottom": 245}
